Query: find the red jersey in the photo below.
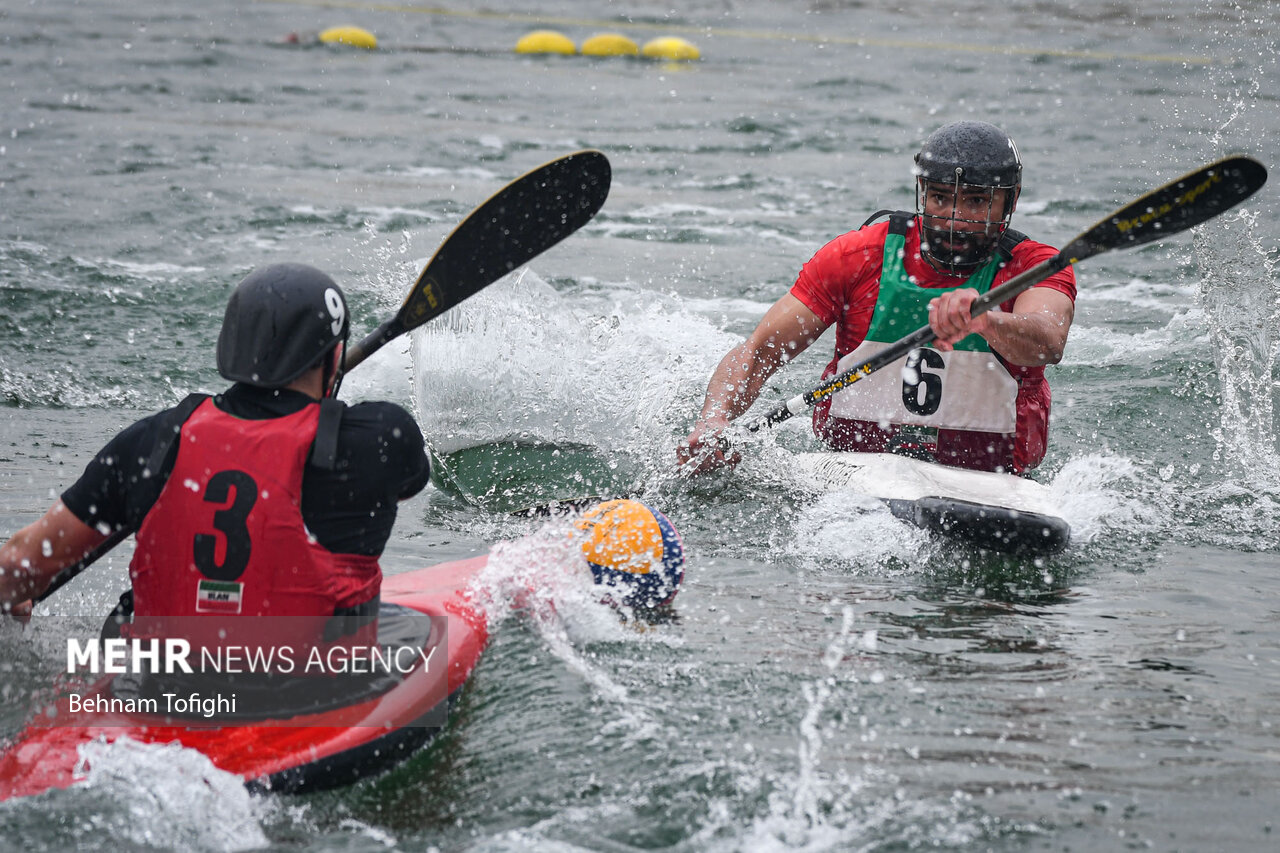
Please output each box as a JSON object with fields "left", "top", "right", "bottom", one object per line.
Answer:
{"left": 791, "top": 217, "right": 1076, "bottom": 473}
{"left": 125, "top": 398, "right": 380, "bottom": 655}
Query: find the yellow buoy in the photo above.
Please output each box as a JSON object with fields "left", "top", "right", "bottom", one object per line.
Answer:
{"left": 641, "top": 36, "right": 700, "bottom": 61}
{"left": 515, "top": 30, "right": 577, "bottom": 55}
{"left": 581, "top": 33, "right": 639, "bottom": 57}
{"left": 318, "top": 26, "right": 378, "bottom": 50}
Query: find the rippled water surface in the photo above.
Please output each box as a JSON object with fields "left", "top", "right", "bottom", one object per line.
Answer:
{"left": 2, "top": 1, "right": 1279, "bottom": 850}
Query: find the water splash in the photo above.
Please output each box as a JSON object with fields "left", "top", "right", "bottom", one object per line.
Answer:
{"left": 792, "top": 605, "right": 857, "bottom": 829}
{"left": 687, "top": 606, "right": 1005, "bottom": 852}
{"left": 1049, "top": 447, "right": 1280, "bottom": 554}
{"left": 787, "top": 489, "right": 932, "bottom": 573}
{"left": 409, "top": 268, "right": 736, "bottom": 484}
{"left": 1048, "top": 453, "right": 1161, "bottom": 546}
{"left": 729, "top": 601, "right": 885, "bottom": 852}
{"left": 1194, "top": 209, "right": 1280, "bottom": 483}
{"left": 466, "top": 520, "right": 672, "bottom": 742}
{"left": 1191, "top": 0, "right": 1279, "bottom": 483}
{"left": 73, "top": 736, "right": 269, "bottom": 852}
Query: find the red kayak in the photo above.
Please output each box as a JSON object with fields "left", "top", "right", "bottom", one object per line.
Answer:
{"left": 0, "top": 555, "right": 490, "bottom": 800}
{"left": 0, "top": 498, "right": 682, "bottom": 801}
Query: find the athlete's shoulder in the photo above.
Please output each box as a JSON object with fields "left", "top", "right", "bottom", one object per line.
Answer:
{"left": 832, "top": 218, "right": 892, "bottom": 251}
{"left": 335, "top": 399, "right": 419, "bottom": 432}
{"left": 1007, "top": 235, "right": 1062, "bottom": 265}
{"left": 337, "top": 400, "right": 426, "bottom": 450}
{"left": 60, "top": 399, "right": 199, "bottom": 529}
{"left": 330, "top": 400, "right": 429, "bottom": 495}
{"left": 1006, "top": 235, "right": 1077, "bottom": 300}
{"left": 104, "top": 400, "right": 200, "bottom": 458}
{"left": 805, "top": 219, "right": 890, "bottom": 275}
{"left": 340, "top": 399, "right": 420, "bottom": 427}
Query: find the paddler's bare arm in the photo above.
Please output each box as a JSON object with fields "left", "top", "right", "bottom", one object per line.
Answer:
{"left": 678, "top": 293, "right": 829, "bottom": 473}
{"left": 0, "top": 501, "right": 108, "bottom": 621}
{"left": 929, "top": 286, "right": 1074, "bottom": 366}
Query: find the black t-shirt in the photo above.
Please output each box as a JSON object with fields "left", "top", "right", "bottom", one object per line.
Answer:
{"left": 61, "top": 385, "right": 431, "bottom": 556}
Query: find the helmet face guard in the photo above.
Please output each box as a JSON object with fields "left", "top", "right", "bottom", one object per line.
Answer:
{"left": 915, "top": 177, "right": 1018, "bottom": 275}
{"left": 913, "top": 121, "right": 1022, "bottom": 276}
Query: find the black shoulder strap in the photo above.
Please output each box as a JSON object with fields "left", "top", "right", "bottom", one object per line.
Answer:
{"left": 887, "top": 211, "right": 915, "bottom": 235}
{"left": 997, "top": 227, "right": 1028, "bottom": 261}
{"left": 142, "top": 392, "right": 209, "bottom": 480}
{"left": 309, "top": 397, "right": 344, "bottom": 471}
{"left": 859, "top": 208, "right": 904, "bottom": 230}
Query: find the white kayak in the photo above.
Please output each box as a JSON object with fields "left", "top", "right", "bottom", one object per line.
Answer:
{"left": 790, "top": 452, "right": 1070, "bottom": 555}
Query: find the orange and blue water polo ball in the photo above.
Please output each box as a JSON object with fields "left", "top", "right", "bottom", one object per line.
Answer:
{"left": 576, "top": 499, "right": 684, "bottom": 608}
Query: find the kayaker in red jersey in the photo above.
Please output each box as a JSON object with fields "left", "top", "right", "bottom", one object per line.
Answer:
{"left": 678, "top": 121, "right": 1077, "bottom": 476}
{"left": 0, "top": 264, "right": 429, "bottom": 650}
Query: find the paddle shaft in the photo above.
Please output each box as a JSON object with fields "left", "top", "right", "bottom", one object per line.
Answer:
{"left": 745, "top": 155, "right": 1267, "bottom": 432}
{"left": 344, "top": 317, "right": 402, "bottom": 372}
{"left": 34, "top": 150, "right": 612, "bottom": 603}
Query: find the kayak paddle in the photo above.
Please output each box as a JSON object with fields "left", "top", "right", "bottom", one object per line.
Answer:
{"left": 745, "top": 155, "right": 1268, "bottom": 432}
{"left": 345, "top": 149, "right": 611, "bottom": 370}
{"left": 35, "top": 149, "right": 612, "bottom": 603}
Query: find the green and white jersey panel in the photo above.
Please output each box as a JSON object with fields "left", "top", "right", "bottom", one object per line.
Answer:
{"left": 828, "top": 227, "right": 1018, "bottom": 435}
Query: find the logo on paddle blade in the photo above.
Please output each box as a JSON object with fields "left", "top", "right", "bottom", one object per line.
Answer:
{"left": 406, "top": 277, "right": 442, "bottom": 322}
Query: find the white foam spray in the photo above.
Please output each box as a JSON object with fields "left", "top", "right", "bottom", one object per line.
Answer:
{"left": 73, "top": 736, "right": 269, "bottom": 852}
{"left": 1194, "top": 209, "right": 1280, "bottom": 482}
{"left": 409, "top": 268, "right": 737, "bottom": 475}
{"left": 466, "top": 519, "right": 673, "bottom": 744}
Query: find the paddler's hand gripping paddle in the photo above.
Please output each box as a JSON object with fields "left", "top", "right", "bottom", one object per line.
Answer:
{"left": 35, "top": 150, "right": 612, "bottom": 603}
{"left": 683, "top": 155, "right": 1267, "bottom": 472}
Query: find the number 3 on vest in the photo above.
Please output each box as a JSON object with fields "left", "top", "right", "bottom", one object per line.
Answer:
{"left": 193, "top": 469, "right": 258, "bottom": 581}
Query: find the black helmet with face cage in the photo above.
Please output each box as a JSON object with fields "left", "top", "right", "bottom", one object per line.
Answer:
{"left": 914, "top": 121, "right": 1022, "bottom": 275}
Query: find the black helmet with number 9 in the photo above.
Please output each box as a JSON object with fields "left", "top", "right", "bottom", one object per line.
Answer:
{"left": 217, "top": 263, "right": 350, "bottom": 395}
{"left": 914, "top": 121, "right": 1022, "bottom": 275}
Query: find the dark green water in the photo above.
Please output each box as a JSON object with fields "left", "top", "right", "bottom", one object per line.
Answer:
{"left": 2, "top": 1, "right": 1278, "bottom": 850}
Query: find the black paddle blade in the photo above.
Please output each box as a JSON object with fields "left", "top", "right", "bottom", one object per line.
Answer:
{"left": 345, "top": 149, "right": 611, "bottom": 370}
{"left": 1063, "top": 156, "right": 1266, "bottom": 263}
{"left": 401, "top": 149, "right": 611, "bottom": 330}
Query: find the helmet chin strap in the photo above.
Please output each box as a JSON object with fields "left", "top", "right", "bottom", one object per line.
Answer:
{"left": 323, "top": 342, "right": 346, "bottom": 399}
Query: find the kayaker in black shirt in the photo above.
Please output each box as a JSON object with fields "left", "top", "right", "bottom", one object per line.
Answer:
{"left": 0, "top": 264, "right": 430, "bottom": 635}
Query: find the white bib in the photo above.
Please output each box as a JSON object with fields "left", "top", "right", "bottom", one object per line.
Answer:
{"left": 828, "top": 341, "right": 1017, "bottom": 434}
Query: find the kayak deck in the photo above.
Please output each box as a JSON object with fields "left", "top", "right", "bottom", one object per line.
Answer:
{"left": 792, "top": 452, "right": 1070, "bottom": 554}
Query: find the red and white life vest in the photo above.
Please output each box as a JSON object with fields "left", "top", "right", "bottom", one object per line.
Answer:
{"left": 124, "top": 398, "right": 379, "bottom": 655}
